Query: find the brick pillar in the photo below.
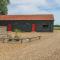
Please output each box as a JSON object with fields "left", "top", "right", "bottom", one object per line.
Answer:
{"left": 32, "top": 24, "right": 36, "bottom": 32}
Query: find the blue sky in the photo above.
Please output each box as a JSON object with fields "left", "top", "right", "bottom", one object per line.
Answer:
{"left": 8, "top": 0, "right": 60, "bottom": 25}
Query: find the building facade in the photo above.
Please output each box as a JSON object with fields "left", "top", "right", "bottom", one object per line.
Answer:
{"left": 0, "top": 14, "right": 54, "bottom": 32}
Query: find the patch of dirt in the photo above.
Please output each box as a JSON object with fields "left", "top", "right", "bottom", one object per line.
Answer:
{"left": 0, "top": 30, "right": 60, "bottom": 60}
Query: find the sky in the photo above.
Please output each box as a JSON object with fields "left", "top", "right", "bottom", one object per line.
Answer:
{"left": 7, "top": 0, "right": 60, "bottom": 25}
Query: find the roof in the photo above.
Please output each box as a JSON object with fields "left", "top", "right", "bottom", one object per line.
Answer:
{"left": 0, "top": 14, "right": 54, "bottom": 20}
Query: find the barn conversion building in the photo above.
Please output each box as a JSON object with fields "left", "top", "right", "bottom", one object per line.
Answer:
{"left": 0, "top": 14, "right": 54, "bottom": 32}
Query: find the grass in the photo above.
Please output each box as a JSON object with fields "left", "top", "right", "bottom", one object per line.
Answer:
{"left": 54, "top": 27, "right": 60, "bottom": 30}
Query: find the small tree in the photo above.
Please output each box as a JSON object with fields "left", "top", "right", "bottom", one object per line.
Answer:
{"left": 0, "top": 0, "right": 9, "bottom": 15}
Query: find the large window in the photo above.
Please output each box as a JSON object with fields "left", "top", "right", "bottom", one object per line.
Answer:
{"left": 12, "top": 22, "right": 32, "bottom": 32}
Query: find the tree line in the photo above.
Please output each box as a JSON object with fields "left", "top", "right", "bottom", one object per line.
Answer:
{"left": 54, "top": 25, "right": 60, "bottom": 27}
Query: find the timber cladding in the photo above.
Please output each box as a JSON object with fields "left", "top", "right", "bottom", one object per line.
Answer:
{"left": 0, "top": 14, "right": 54, "bottom": 32}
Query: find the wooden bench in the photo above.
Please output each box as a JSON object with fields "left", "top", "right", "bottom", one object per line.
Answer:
{"left": 0, "top": 34, "right": 41, "bottom": 43}
{"left": 19, "top": 35, "right": 41, "bottom": 43}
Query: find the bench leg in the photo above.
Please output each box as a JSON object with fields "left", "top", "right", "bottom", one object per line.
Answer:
{"left": 38, "top": 36, "right": 41, "bottom": 39}
{"left": 21, "top": 39, "right": 23, "bottom": 44}
{"left": 29, "top": 38, "right": 32, "bottom": 42}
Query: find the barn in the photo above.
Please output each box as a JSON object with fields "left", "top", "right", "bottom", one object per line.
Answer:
{"left": 0, "top": 14, "right": 54, "bottom": 32}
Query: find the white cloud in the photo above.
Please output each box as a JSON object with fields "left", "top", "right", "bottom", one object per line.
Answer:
{"left": 32, "top": 0, "right": 46, "bottom": 5}
{"left": 10, "top": 0, "right": 31, "bottom": 4}
{"left": 55, "top": 0, "right": 60, "bottom": 4}
{"left": 16, "top": 5, "right": 32, "bottom": 10}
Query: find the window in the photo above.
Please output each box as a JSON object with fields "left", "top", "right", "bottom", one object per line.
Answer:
{"left": 43, "top": 25, "right": 48, "bottom": 29}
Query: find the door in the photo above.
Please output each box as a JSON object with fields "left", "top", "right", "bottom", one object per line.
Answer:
{"left": 32, "top": 24, "right": 36, "bottom": 32}
{"left": 7, "top": 24, "right": 12, "bottom": 32}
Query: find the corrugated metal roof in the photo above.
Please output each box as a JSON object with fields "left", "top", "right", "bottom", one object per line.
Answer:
{"left": 0, "top": 14, "right": 54, "bottom": 20}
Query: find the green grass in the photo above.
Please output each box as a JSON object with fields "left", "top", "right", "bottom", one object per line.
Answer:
{"left": 54, "top": 27, "right": 60, "bottom": 30}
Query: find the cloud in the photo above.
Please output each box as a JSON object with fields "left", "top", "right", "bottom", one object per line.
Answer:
{"left": 55, "top": 0, "right": 60, "bottom": 4}
{"left": 8, "top": 0, "right": 60, "bottom": 14}
{"left": 8, "top": 0, "right": 32, "bottom": 14}
{"left": 35, "top": 0, "right": 60, "bottom": 12}
{"left": 10, "top": 0, "right": 31, "bottom": 4}
{"left": 16, "top": 5, "right": 32, "bottom": 10}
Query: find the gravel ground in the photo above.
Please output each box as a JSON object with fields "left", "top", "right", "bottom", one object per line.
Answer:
{"left": 0, "top": 30, "right": 60, "bottom": 60}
